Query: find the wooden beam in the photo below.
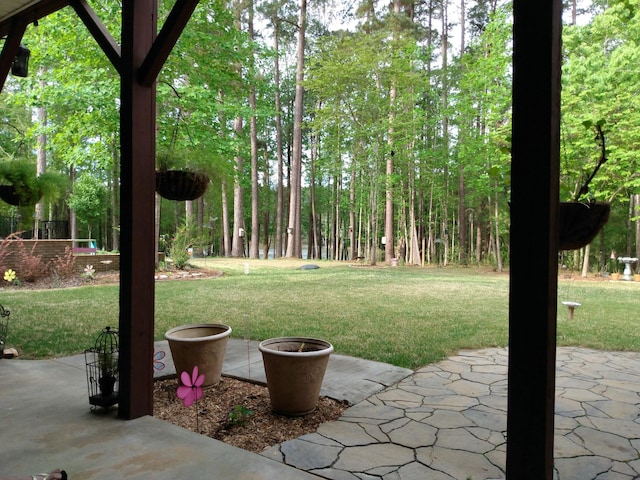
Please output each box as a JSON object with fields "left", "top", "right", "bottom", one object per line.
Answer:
{"left": 138, "top": 0, "right": 200, "bottom": 87}
{"left": 0, "top": 19, "right": 27, "bottom": 92}
{"left": 118, "top": 0, "right": 157, "bottom": 420}
{"left": 69, "top": 0, "right": 121, "bottom": 74}
{"left": 506, "top": 0, "right": 562, "bottom": 478}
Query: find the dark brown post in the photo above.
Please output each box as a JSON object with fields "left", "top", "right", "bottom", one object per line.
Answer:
{"left": 118, "top": 0, "right": 157, "bottom": 419}
{"left": 0, "top": 19, "right": 27, "bottom": 92}
{"left": 507, "top": 0, "right": 561, "bottom": 478}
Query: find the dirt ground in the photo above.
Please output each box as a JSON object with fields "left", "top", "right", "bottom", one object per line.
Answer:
{"left": 153, "top": 375, "right": 348, "bottom": 453}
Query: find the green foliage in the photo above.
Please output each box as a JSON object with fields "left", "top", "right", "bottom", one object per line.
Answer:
{"left": 67, "top": 173, "right": 107, "bottom": 238}
{"left": 168, "top": 224, "right": 208, "bottom": 269}
{"left": 2, "top": 0, "right": 639, "bottom": 269}
{"left": 228, "top": 405, "right": 255, "bottom": 426}
{"left": 0, "top": 159, "right": 67, "bottom": 205}
{"left": 169, "top": 226, "right": 192, "bottom": 270}
{"left": 562, "top": 3, "right": 640, "bottom": 203}
{"left": 453, "top": 6, "right": 513, "bottom": 202}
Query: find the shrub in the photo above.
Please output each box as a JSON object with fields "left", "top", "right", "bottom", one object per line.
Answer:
{"left": 14, "top": 235, "right": 45, "bottom": 282}
{"left": 50, "top": 246, "right": 77, "bottom": 279}
{"left": 0, "top": 234, "right": 13, "bottom": 272}
{"left": 169, "top": 226, "right": 193, "bottom": 270}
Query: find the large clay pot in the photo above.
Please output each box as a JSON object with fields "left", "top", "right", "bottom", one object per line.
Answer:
{"left": 165, "top": 323, "right": 232, "bottom": 387}
{"left": 258, "top": 337, "right": 333, "bottom": 416}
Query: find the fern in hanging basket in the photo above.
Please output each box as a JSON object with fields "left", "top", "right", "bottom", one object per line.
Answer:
{"left": 0, "top": 160, "right": 67, "bottom": 206}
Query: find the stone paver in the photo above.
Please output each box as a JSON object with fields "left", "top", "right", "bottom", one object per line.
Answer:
{"left": 262, "top": 347, "right": 640, "bottom": 480}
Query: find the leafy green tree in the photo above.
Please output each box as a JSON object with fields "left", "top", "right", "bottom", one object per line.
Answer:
{"left": 562, "top": 1, "right": 640, "bottom": 263}
{"left": 67, "top": 173, "right": 107, "bottom": 244}
{"left": 452, "top": 5, "right": 512, "bottom": 268}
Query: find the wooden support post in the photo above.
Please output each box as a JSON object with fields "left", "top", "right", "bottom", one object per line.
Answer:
{"left": 118, "top": 0, "right": 157, "bottom": 420}
{"left": 507, "top": 0, "right": 562, "bottom": 478}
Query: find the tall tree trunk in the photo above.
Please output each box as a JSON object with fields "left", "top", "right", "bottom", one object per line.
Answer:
{"left": 273, "top": 16, "right": 285, "bottom": 259}
{"left": 231, "top": 2, "right": 245, "bottom": 258}
{"left": 635, "top": 194, "right": 640, "bottom": 271}
{"left": 216, "top": 89, "right": 231, "bottom": 257}
{"left": 155, "top": 194, "right": 161, "bottom": 264}
{"left": 384, "top": 0, "right": 401, "bottom": 264}
{"left": 441, "top": 0, "right": 450, "bottom": 266}
{"left": 409, "top": 164, "right": 421, "bottom": 265}
{"left": 349, "top": 159, "right": 356, "bottom": 260}
{"left": 248, "top": 0, "right": 260, "bottom": 259}
{"left": 221, "top": 178, "right": 231, "bottom": 257}
{"left": 370, "top": 142, "right": 380, "bottom": 265}
{"left": 427, "top": 182, "right": 435, "bottom": 264}
{"left": 262, "top": 148, "right": 270, "bottom": 259}
{"left": 197, "top": 196, "right": 204, "bottom": 234}
{"left": 384, "top": 0, "right": 401, "bottom": 263}
{"left": 310, "top": 127, "right": 320, "bottom": 259}
{"left": 69, "top": 166, "right": 77, "bottom": 245}
{"left": 185, "top": 200, "right": 194, "bottom": 225}
{"left": 334, "top": 174, "right": 341, "bottom": 260}
{"left": 285, "top": 0, "right": 306, "bottom": 258}
{"left": 231, "top": 115, "right": 245, "bottom": 258}
{"left": 494, "top": 190, "right": 503, "bottom": 272}
{"left": 581, "top": 244, "right": 590, "bottom": 277}
{"left": 112, "top": 143, "right": 120, "bottom": 252}
{"left": 627, "top": 194, "right": 634, "bottom": 257}
{"left": 35, "top": 80, "right": 46, "bottom": 239}
{"left": 457, "top": 0, "right": 467, "bottom": 265}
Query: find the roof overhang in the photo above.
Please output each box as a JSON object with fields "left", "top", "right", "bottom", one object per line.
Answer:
{"left": 0, "top": 0, "right": 69, "bottom": 38}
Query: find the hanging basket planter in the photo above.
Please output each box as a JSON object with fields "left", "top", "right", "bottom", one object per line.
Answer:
{"left": 155, "top": 169, "right": 209, "bottom": 201}
{"left": 0, "top": 184, "right": 43, "bottom": 206}
{"left": 559, "top": 201, "right": 610, "bottom": 251}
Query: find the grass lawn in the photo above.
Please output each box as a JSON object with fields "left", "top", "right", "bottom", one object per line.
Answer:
{"left": 3, "top": 258, "right": 640, "bottom": 369}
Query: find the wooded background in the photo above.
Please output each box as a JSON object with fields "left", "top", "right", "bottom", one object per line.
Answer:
{"left": 0, "top": 0, "right": 638, "bottom": 272}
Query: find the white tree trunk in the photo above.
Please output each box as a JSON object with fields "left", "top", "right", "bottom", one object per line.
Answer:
{"left": 285, "top": 0, "right": 306, "bottom": 258}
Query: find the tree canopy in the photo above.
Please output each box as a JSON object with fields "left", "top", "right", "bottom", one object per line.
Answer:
{"left": 0, "top": 0, "right": 638, "bottom": 271}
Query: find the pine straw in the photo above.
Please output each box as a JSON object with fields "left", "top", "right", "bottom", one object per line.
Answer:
{"left": 153, "top": 376, "right": 349, "bottom": 453}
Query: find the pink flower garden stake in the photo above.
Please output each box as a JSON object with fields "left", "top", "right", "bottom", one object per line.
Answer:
{"left": 177, "top": 365, "right": 205, "bottom": 431}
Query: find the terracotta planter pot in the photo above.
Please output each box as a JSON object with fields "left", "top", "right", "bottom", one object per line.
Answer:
{"left": 559, "top": 201, "right": 610, "bottom": 251}
{"left": 165, "top": 323, "right": 231, "bottom": 387}
{"left": 156, "top": 170, "right": 209, "bottom": 201}
{"left": 259, "top": 337, "right": 333, "bottom": 416}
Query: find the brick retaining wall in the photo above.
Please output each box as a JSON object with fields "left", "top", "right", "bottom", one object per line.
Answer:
{"left": 0, "top": 239, "right": 120, "bottom": 277}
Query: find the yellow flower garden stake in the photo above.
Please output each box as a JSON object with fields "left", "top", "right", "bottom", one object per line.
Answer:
{"left": 4, "top": 269, "right": 16, "bottom": 284}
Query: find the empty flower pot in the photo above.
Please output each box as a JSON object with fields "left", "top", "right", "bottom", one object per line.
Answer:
{"left": 259, "top": 337, "right": 333, "bottom": 416}
{"left": 165, "top": 323, "right": 232, "bottom": 387}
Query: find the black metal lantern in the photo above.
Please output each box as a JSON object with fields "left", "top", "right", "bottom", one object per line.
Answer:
{"left": 85, "top": 326, "right": 119, "bottom": 410}
{"left": 0, "top": 304, "right": 9, "bottom": 356}
{"left": 11, "top": 45, "right": 30, "bottom": 78}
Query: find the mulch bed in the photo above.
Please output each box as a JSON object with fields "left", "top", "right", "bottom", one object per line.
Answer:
{"left": 153, "top": 376, "right": 348, "bottom": 453}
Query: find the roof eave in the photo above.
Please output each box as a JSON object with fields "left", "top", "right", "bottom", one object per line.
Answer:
{"left": 0, "top": 0, "right": 69, "bottom": 39}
